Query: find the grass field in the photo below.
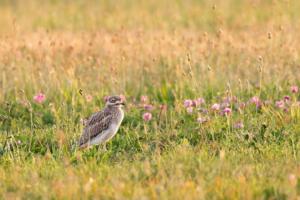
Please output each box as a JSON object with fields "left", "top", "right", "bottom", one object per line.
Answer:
{"left": 1, "top": 0, "right": 300, "bottom": 199}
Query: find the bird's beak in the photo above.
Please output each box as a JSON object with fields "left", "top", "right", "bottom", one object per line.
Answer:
{"left": 117, "top": 102, "right": 125, "bottom": 106}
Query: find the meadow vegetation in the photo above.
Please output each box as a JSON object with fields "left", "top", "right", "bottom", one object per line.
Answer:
{"left": 1, "top": 0, "right": 300, "bottom": 199}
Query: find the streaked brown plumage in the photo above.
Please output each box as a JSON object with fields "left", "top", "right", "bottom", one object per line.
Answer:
{"left": 78, "top": 96, "right": 125, "bottom": 149}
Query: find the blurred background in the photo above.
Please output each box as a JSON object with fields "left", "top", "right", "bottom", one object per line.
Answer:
{"left": 0, "top": 0, "right": 299, "bottom": 32}
{"left": 1, "top": 1, "right": 300, "bottom": 98}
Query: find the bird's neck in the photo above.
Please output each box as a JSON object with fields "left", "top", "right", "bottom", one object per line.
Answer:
{"left": 107, "top": 105, "right": 123, "bottom": 111}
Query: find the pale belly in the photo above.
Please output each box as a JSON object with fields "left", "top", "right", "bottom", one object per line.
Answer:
{"left": 89, "top": 110, "right": 124, "bottom": 146}
{"left": 89, "top": 124, "right": 119, "bottom": 145}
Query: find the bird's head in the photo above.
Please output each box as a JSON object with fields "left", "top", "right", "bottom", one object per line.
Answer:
{"left": 105, "top": 95, "right": 125, "bottom": 108}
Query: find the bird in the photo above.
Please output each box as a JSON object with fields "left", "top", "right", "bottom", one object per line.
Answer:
{"left": 78, "top": 95, "right": 125, "bottom": 150}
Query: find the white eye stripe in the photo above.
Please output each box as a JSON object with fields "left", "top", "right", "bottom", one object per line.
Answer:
{"left": 110, "top": 97, "right": 120, "bottom": 102}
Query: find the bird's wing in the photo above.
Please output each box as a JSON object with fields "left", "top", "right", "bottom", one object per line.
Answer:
{"left": 85, "top": 110, "right": 109, "bottom": 126}
{"left": 78, "top": 111, "right": 112, "bottom": 146}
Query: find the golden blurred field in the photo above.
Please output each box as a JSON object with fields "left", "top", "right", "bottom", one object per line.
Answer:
{"left": 1, "top": 0, "right": 300, "bottom": 97}
{"left": 1, "top": 0, "right": 300, "bottom": 199}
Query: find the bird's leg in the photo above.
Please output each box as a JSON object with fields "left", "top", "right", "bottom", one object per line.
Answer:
{"left": 102, "top": 143, "right": 107, "bottom": 152}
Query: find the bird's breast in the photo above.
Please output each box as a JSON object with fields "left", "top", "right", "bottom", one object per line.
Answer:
{"left": 111, "top": 121, "right": 121, "bottom": 130}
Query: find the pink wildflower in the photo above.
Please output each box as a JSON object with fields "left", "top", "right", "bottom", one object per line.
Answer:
{"left": 250, "top": 96, "right": 259, "bottom": 103}
{"left": 184, "top": 99, "right": 193, "bottom": 108}
{"left": 291, "top": 86, "right": 298, "bottom": 93}
{"left": 250, "top": 96, "right": 261, "bottom": 108}
{"left": 119, "top": 94, "right": 126, "bottom": 102}
{"left": 193, "top": 98, "right": 205, "bottom": 107}
{"left": 275, "top": 100, "right": 285, "bottom": 109}
{"left": 143, "top": 112, "right": 152, "bottom": 122}
{"left": 85, "top": 94, "right": 93, "bottom": 102}
{"left": 33, "top": 92, "right": 46, "bottom": 103}
{"left": 186, "top": 107, "right": 193, "bottom": 114}
{"left": 140, "top": 95, "right": 148, "bottom": 103}
{"left": 211, "top": 103, "right": 220, "bottom": 111}
{"left": 223, "top": 107, "right": 232, "bottom": 115}
{"left": 283, "top": 95, "right": 291, "bottom": 102}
